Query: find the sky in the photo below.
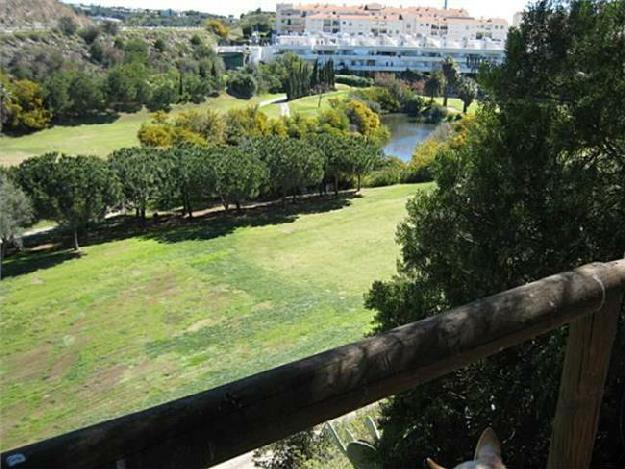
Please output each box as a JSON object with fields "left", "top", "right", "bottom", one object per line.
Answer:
{"left": 64, "top": 0, "right": 530, "bottom": 23}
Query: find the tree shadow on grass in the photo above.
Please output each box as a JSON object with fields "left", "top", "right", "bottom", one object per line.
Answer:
{"left": 142, "top": 194, "right": 353, "bottom": 244}
{"left": 5, "top": 193, "right": 355, "bottom": 280}
{"left": 52, "top": 112, "right": 122, "bottom": 127}
{"left": 2, "top": 248, "right": 80, "bottom": 279}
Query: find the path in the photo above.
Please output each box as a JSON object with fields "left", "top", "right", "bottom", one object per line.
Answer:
{"left": 279, "top": 101, "right": 291, "bottom": 117}
{"left": 258, "top": 95, "right": 286, "bottom": 108}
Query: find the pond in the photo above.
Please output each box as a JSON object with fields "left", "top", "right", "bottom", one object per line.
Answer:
{"left": 382, "top": 114, "right": 437, "bottom": 162}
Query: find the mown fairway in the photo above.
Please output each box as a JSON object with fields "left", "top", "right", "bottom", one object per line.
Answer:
{"left": 0, "top": 93, "right": 283, "bottom": 166}
{"left": 0, "top": 183, "right": 430, "bottom": 449}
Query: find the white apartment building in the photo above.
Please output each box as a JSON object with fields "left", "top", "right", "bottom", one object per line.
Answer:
{"left": 274, "top": 34, "right": 505, "bottom": 75}
{"left": 276, "top": 3, "right": 509, "bottom": 42}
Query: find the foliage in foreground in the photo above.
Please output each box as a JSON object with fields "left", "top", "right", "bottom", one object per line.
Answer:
{"left": 0, "top": 174, "right": 33, "bottom": 280}
{"left": 365, "top": 0, "right": 625, "bottom": 467}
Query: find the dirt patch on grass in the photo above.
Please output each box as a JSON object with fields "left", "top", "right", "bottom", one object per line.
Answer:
{"left": 82, "top": 363, "right": 127, "bottom": 395}
{"left": 7, "top": 343, "right": 53, "bottom": 381}
{"left": 50, "top": 352, "right": 77, "bottom": 380}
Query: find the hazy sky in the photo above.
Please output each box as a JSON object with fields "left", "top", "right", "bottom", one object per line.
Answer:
{"left": 64, "top": 0, "right": 530, "bottom": 22}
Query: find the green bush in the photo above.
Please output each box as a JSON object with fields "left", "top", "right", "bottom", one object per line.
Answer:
{"left": 227, "top": 71, "right": 257, "bottom": 99}
{"left": 78, "top": 26, "right": 100, "bottom": 44}
{"left": 362, "top": 157, "right": 405, "bottom": 188}
{"left": 422, "top": 103, "right": 448, "bottom": 123}
{"left": 403, "top": 95, "right": 426, "bottom": 117}
{"left": 336, "top": 75, "right": 374, "bottom": 88}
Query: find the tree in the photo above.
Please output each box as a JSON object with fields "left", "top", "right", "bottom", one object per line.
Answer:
{"left": 43, "top": 72, "right": 72, "bottom": 118}
{"left": 424, "top": 71, "right": 445, "bottom": 103}
{"left": 456, "top": 76, "right": 478, "bottom": 113}
{"left": 68, "top": 73, "right": 105, "bottom": 115}
{"left": 106, "top": 64, "right": 150, "bottom": 112}
{"left": 173, "top": 109, "right": 225, "bottom": 144}
{"left": 165, "top": 145, "right": 215, "bottom": 217}
{"left": 250, "top": 137, "right": 324, "bottom": 199}
{"left": 366, "top": 1, "right": 625, "bottom": 467}
{"left": 206, "top": 19, "right": 229, "bottom": 40}
{"left": 109, "top": 148, "right": 166, "bottom": 222}
{"left": 78, "top": 25, "right": 100, "bottom": 44}
{"left": 441, "top": 56, "right": 460, "bottom": 107}
{"left": 224, "top": 105, "right": 270, "bottom": 145}
{"left": 212, "top": 146, "right": 267, "bottom": 210}
{"left": 227, "top": 71, "right": 257, "bottom": 99}
{"left": 146, "top": 75, "right": 178, "bottom": 112}
{"left": 57, "top": 16, "right": 77, "bottom": 36}
{"left": 308, "top": 134, "right": 348, "bottom": 196}
{"left": 17, "top": 154, "right": 120, "bottom": 250}
{"left": 0, "top": 74, "right": 51, "bottom": 132}
{"left": 0, "top": 174, "right": 33, "bottom": 280}
{"left": 123, "top": 38, "right": 149, "bottom": 64}
{"left": 0, "top": 82, "right": 13, "bottom": 133}
{"left": 350, "top": 139, "right": 384, "bottom": 191}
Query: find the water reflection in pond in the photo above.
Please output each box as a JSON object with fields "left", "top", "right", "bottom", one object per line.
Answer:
{"left": 382, "top": 114, "right": 437, "bottom": 162}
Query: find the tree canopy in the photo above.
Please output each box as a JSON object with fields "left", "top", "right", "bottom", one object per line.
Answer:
{"left": 366, "top": 0, "right": 625, "bottom": 467}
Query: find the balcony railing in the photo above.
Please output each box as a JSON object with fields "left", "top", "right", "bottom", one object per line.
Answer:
{"left": 2, "top": 260, "right": 624, "bottom": 469}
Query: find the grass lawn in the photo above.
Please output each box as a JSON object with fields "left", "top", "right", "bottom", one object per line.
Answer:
{"left": 0, "top": 93, "right": 283, "bottom": 167}
{"left": 433, "top": 97, "right": 479, "bottom": 115}
{"left": 264, "top": 84, "right": 352, "bottom": 118}
{"left": 0, "top": 183, "right": 431, "bottom": 450}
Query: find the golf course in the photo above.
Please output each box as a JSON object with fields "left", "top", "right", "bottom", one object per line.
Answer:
{"left": 0, "top": 183, "right": 430, "bottom": 449}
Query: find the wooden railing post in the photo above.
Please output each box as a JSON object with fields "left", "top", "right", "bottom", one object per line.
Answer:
{"left": 547, "top": 263, "right": 624, "bottom": 469}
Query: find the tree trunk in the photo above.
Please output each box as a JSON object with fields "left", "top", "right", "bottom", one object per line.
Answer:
{"left": 73, "top": 227, "right": 80, "bottom": 252}
{"left": 185, "top": 193, "right": 193, "bottom": 219}
{"left": 334, "top": 174, "right": 339, "bottom": 197}
{"left": 463, "top": 101, "right": 468, "bottom": 114}
{"left": 357, "top": 174, "right": 361, "bottom": 192}
{"left": 235, "top": 201, "right": 241, "bottom": 211}
{"left": 0, "top": 240, "right": 4, "bottom": 281}
{"left": 443, "top": 88, "right": 448, "bottom": 107}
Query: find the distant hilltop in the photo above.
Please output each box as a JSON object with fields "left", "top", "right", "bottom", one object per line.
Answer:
{"left": 0, "top": 0, "right": 91, "bottom": 30}
{"left": 276, "top": 3, "right": 508, "bottom": 42}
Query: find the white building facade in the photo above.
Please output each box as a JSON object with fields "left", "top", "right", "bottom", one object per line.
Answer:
{"left": 274, "top": 34, "right": 505, "bottom": 74}
{"left": 273, "top": 3, "right": 509, "bottom": 74}
{"left": 276, "top": 3, "right": 509, "bottom": 42}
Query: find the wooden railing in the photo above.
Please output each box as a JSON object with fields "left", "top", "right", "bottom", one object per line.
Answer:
{"left": 2, "top": 260, "right": 624, "bottom": 469}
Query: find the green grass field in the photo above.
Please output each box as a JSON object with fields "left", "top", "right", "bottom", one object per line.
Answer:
{"left": 0, "top": 93, "right": 283, "bottom": 166}
{"left": 264, "top": 85, "right": 352, "bottom": 118}
{"left": 433, "top": 97, "right": 479, "bottom": 114}
{"left": 0, "top": 183, "right": 430, "bottom": 450}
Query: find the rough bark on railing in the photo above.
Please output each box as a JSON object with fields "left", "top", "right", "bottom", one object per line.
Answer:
{"left": 2, "top": 260, "right": 624, "bottom": 469}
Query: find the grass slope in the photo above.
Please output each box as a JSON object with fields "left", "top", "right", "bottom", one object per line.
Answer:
{"left": 0, "top": 183, "right": 430, "bottom": 449}
{"left": 0, "top": 93, "right": 283, "bottom": 166}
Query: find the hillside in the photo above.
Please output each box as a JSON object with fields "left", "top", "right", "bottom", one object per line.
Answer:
{"left": 0, "top": 0, "right": 91, "bottom": 30}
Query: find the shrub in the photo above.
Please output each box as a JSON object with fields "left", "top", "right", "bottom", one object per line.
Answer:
{"left": 362, "top": 157, "right": 405, "bottom": 187}
{"left": 227, "top": 71, "right": 257, "bottom": 99}
{"left": 101, "top": 21, "right": 119, "bottom": 36}
{"left": 336, "top": 74, "right": 374, "bottom": 88}
{"left": 78, "top": 26, "right": 100, "bottom": 44}
{"left": 422, "top": 103, "right": 448, "bottom": 123}
{"left": 190, "top": 34, "right": 202, "bottom": 46}
{"left": 353, "top": 87, "right": 401, "bottom": 113}
{"left": 206, "top": 19, "right": 229, "bottom": 40}
{"left": 153, "top": 38, "right": 167, "bottom": 52}
{"left": 57, "top": 16, "right": 77, "bottom": 36}
{"left": 403, "top": 95, "right": 426, "bottom": 117}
